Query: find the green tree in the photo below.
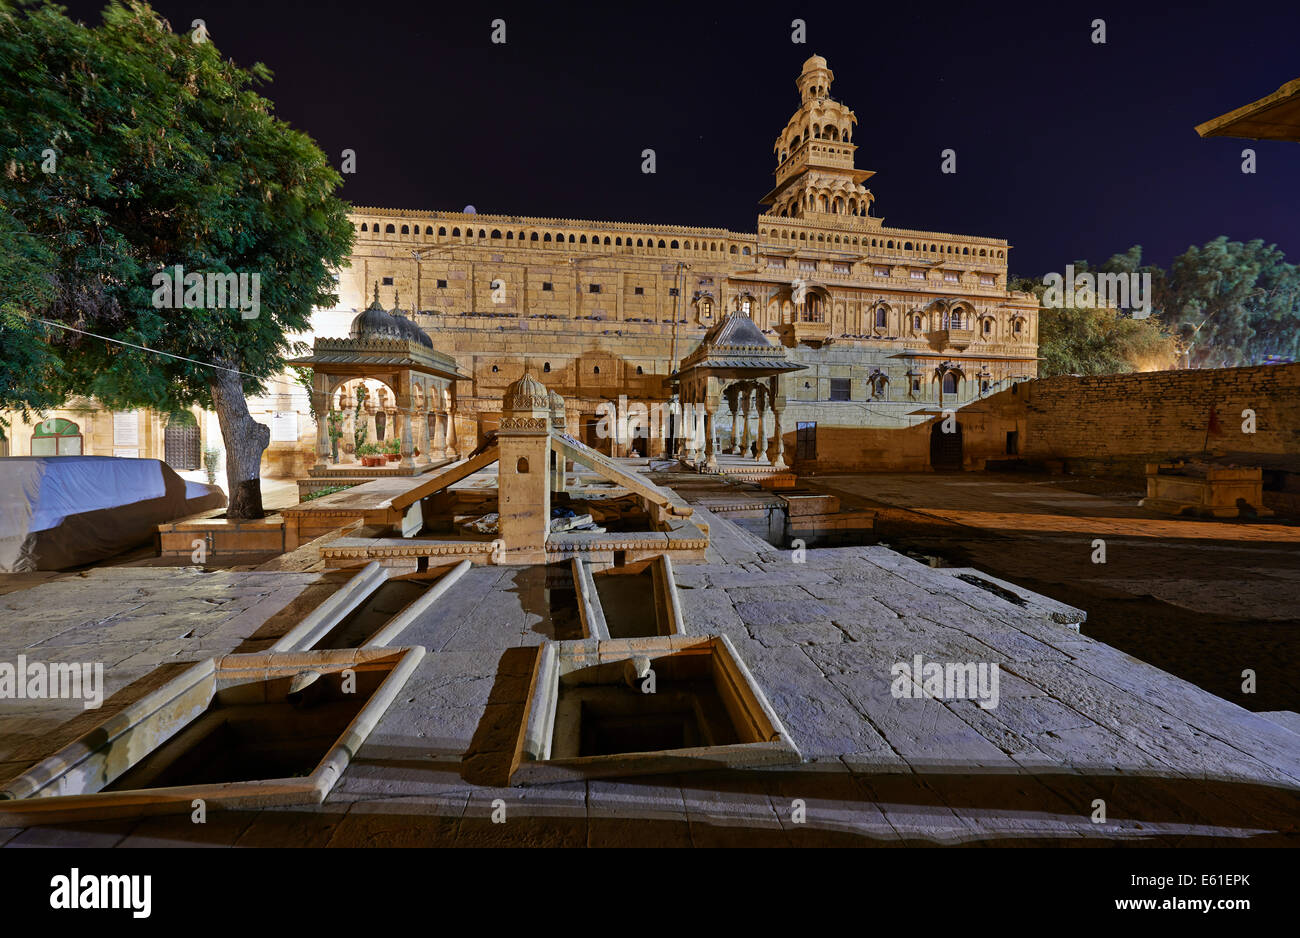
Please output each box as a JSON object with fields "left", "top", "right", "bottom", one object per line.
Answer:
{"left": 1157, "top": 237, "right": 1300, "bottom": 367}
{"left": 1014, "top": 245, "right": 1179, "bottom": 376}
{"left": 0, "top": 0, "right": 353, "bottom": 517}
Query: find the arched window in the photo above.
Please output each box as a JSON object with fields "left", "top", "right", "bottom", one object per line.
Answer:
{"left": 603, "top": 236, "right": 611, "bottom": 245}
{"left": 742, "top": 247, "right": 750, "bottom": 255}
{"left": 914, "top": 315, "right": 922, "bottom": 329}
{"left": 516, "top": 457, "right": 529, "bottom": 474}
{"left": 875, "top": 307, "right": 887, "bottom": 328}
{"left": 594, "top": 366, "right": 600, "bottom": 374}
{"left": 425, "top": 226, "right": 434, "bottom": 235}
{"left": 31, "top": 418, "right": 82, "bottom": 455}
{"left": 438, "top": 227, "right": 446, "bottom": 236}
{"left": 636, "top": 238, "right": 644, "bottom": 247}
{"left": 543, "top": 362, "right": 551, "bottom": 373}
{"left": 615, "top": 237, "right": 623, "bottom": 246}
{"left": 657, "top": 240, "right": 665, "bottom": 248}
{"left": 400, "top": 225, "right": 409, "bottom": 234}
{"left": 671, "top": 240, "right": 679, "bottom": 249}
{"left": 360, "top": 223, "right": 368, "bottom": 231}
{"left": 543, "top": 232, "right": 552, "bottom": 242}
{"left": 568, "top": 234, "right": 575, "bottom": 243}
{"left": 636, "top": 365, "right": 643, "bottom": 374}
{"left": 982, "top": 319, "right": 991, "bottom": 334}
{"left": 385, "top": 224, "right": 396, "bottom": 233}
{"left": 579, "top": 235, "right": 587, "bottom": 244}
{"left": 506, "top": 231, "right": 514, "bottom": 240}
{"left": 452, "top": 227, "right": 461, "bottom": 236}
{"left": 730, "top": 245, "right": 737, "bottom": 254}
{"left": 530, "top": 232, "right": 538, "bottom": 241}
{"left": 942, "top": 372, "right": 958, "bottom": 394}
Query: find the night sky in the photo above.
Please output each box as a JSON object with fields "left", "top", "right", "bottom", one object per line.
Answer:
{"left": 55, "top": 0, "right": 1300, "bottom": 276}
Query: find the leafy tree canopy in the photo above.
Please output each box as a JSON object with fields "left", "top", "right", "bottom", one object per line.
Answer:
{"left": 1017, "top": 237, "right": 1299, "bottom": 376}
{"left": 0, "top": 0, "right": 353, "bottom": 516}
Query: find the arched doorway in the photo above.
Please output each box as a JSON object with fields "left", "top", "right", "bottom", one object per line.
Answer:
{"left": 930, "top": 420, "right": 963, "bottom": 470}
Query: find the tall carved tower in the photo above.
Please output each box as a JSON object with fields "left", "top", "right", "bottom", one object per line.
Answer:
{"left": 760, "top": 55, "right": 876, "bottom": 222}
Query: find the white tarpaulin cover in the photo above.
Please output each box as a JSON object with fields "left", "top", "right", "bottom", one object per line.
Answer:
{"left": 0, "top": 456, "right": 226, "bottom": 572}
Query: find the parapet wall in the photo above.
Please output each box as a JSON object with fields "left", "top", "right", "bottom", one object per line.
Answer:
{"left": 1017, "top": 363, "right": 1300, "bottom": 478}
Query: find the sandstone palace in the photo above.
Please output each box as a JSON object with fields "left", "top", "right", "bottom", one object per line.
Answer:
{"left": 333, "top": 56, "right": 1039, "bottom": 472}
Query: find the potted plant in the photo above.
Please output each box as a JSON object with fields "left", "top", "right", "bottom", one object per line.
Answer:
{"left": 358, "top": 442, "right": 383, "bottom": 467}
{"left": 384, "top": 438, "right": 401, "bottom": 462}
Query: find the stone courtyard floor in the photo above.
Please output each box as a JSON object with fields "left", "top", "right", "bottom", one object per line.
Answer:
{"left": 808, "top": 472, "right": 1300, "bottom": 713}
{"left": 1, "top": 479, "right": 1297, "bottom": 846}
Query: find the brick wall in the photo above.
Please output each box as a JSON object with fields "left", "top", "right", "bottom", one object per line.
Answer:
{"left": 1016, "top": 363, "right": 1300, "bottom": 476}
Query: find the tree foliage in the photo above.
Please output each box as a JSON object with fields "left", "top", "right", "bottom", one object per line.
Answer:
{"left": 1157, "top": 237, "right": 1300, "bottom": 367}
{"left": 1022, "top": 237, "right": 1300, "bottom": 376}
{"left": 0, "top": 0, "right": 353, "bottom": 516}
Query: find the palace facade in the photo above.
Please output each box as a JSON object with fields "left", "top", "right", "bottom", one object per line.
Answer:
{"left": 2, "top": 55, "right": 1037, "bottom": 476}
{"left": 332, "top": 55, "right": 1039, "bottom": 470}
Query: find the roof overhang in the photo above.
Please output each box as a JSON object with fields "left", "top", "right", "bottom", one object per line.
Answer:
{"left": 1195, "top": 78, "right": 1300, "bottom": 141}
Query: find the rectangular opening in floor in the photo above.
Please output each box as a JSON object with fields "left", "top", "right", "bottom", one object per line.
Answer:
{"left": 315, "top": 578, "right": 431, "bottom": 649}
{"left": 0, "top": 646, "right": 423, "bottom": 826}
{"left": 510, "top": 635, "right": 799, "bottom": 784}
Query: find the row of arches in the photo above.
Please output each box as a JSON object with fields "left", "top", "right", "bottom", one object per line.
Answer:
{"left": 776, "top": 103, "right": 856, "bottom": 163}
{"left": 774, "top": 186, "right": 871, "bottom": 218}
{"left": 355, "top": 222, "right": 756, "bottom": 256}
{"left": 759, "top": 225, "right": 1007, "bottom": 259}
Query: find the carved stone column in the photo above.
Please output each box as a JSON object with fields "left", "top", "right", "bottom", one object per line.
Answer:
{"left": 419, "top": 401, "right": 433, "bottom": 465}
{"left": 704, "top": 406, "right": 719, "bottom": 471}
{"left": 311, "top": 372, "right": 330, "bottom": 470}
{"left": 739, "top": 386, "right": 754, "bottom": 458}
{"left": 770, "top": 378, "right": 788, "bottom": 471}
{"left": 729, "top": 386, "right": 742, "bottom": 454}
{"left": 756, "top": 391, "right": 768, "bottom": 462}
{"left": 433, "top": 411, "right": 447, "bottom": 457}
{"left": 399, "top": 409, "right": 415, "bottom": 470}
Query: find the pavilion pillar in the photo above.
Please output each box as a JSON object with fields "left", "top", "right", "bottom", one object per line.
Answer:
{"left": 311, "top": 373, "right": 330, "bottom": 470}
{"left": 740, "top": 387, "right": 754, "bottom": 458}
{"left": 399, "top": 409, "right": 415, "bottom": 470}
{"left": 729, "top": 387, "right": 742, "bottom": 454}
{"left": 447, "top": 387, "right": 460, "bottom": 458}
{"left": 419, "top": 404, "right": 433, "bottom": 465}
{"left": 685, "top": 396, "right": 700, "bottom": 465}
{"left": 704, "top": 405, "right": 719, "bottom": 472}
{"left": 756, "top": 393, "right": 768, "bottom": 462}
{"left": 433, "top": 411, "right": 447, "bottom": 457}
{"left": 770, "top": 388, "right": 787, "bottom": 471}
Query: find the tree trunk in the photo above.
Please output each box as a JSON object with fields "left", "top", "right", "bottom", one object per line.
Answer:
{"left": 210, "top": 363, "right": 268, "bottom": 520}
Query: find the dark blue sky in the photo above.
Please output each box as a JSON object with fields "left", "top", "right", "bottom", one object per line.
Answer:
{"left": 59, "top": 0, "right": 1300, "bottom": 275}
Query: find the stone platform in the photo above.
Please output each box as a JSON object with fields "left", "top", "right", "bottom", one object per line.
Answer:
{"left": 2, "top": 510, "right": 1297, "bottom": 846}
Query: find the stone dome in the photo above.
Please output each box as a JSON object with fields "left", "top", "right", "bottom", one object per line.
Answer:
{"left": 350, "top": 284, "right": 434, "bottom": 348}
{"left": 802, "top": 54, "right": 828, "bottom": 72}
{"left": 502, "top": 372, "right": 551, "bottom": 418}
{"left": 548, "top": 389, "right": 566, "bottom": 430}
{"left": 350, "top": 284, "right": 404, "bottom": 342}
{"left": 388, "top": 292, "right": 434, "bottom": 349}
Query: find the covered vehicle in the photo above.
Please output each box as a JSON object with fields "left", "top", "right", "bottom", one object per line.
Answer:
{"left": 0, "top": 456, "right": 226, "bottom": 572}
